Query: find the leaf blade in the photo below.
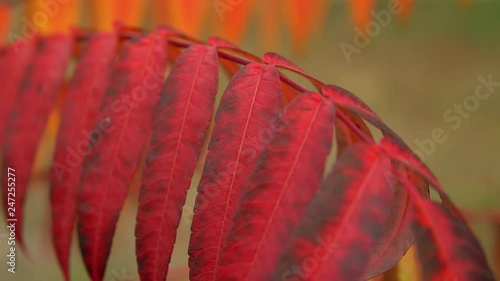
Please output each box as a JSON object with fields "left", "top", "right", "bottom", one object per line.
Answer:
{"left": 399, "top": 175, "right": 496, "bottom": 281}
{"left": 0, "top": 40, "right": 36, "bottom": 148}
{"left": 2, "top": 35, "right": 72, "bottom": 250}
{"left": 188, "top": 63, "right": 283, "bottom": 281}
{"left": 50, "top": 32, "right": 117, "bottom": 281}
{"left": 135, "top": 44, "right": 219, "bottom": 281}
{"left": 274, "top": 142, "right": 395, "bottom": 281}
{"left": 77, "top": 32, "right": 167, "bottom": 281}
{"left": 215, "top": 91, "right": 336, "bottom": 280}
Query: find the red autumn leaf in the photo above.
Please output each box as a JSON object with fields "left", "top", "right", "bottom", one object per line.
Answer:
{"left": 398, "top": 173, "right": 495, "bottom": 281}
{"left": 207, "top": 36, "right": 240, "bottom": 50}
{"left": 50, "top": 32, "right": 117, "bottom": 281}
{"left": 262, "top": 51, "right": 324, "bottom": 104}
{"left": 77, "top": 32, "right": 167, "bottom": 281}
{"left": 363, "top": 178, "right": 414, "bottom": 280}
{"left": 363, "top": 167, "right": 429, "bottom": 279}
{"left": 274, "top": 142, "right": 395, "bottom": 281}
{"left": 215, "top": 91, "right": 335, "bottom": 280}
{"left": 263, "top": 52, "right": 324, "bottom": 90}
{"left": 380, "top": 137, "right": 440, "bottom": 187}
{"left": 263, "top": 52, "right": 306, "bottom": 73}
{"left": 135, "top": 44, "right": 219, "bottom": 281}
{"left": 0, "top": 40, "right": 36, "bottom": 148}
{"left": 208, "top": 36, "right": 262, "bottom": 63}
{"left": 207, "top": 36, "right": 259, "bottom": 79}
{"left": 379, "top": 137, "right": 464, "bottom": 221}
{"left": 2, "top": 35, "right": 72, "bottom": 250}
{"left": 188, "top": 63, "right": 283, "bottom": 281}
{"left": 324, "top": 84, "right": 406, "bottom": 146}
{"left": 333, "top": 108, "right": 374, "bottom": 155}
{"left": 322, "top": 84, "right": 376, "bottom": 155}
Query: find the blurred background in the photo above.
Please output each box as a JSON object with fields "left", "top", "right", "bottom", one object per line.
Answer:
{"left": 0, "top": 0, "right": 499, "bottom": 280}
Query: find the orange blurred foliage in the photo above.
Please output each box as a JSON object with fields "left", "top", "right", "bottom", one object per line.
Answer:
{"left": 349, "top": 0, "right": 376, "bottom": 31}
{"left": 0, "top": 0, "right": 481, "bottom": 51}
{"left": 25, "top": 0, "right": 79, "bottom": 34}
{"left": 0, "top": 4, "right": 12, "bottom": 45}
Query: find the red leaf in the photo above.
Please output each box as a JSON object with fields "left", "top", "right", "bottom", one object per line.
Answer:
{"left": 274, "top": 142, "right": 395, "bottom": 281}
{"left": 77, "top": 32, "right": 167, "bottom": 281}
{"left": 263, "top": 52, "right": 322, "bottom": 104}
{"left": 334, "top": 108, "right": 374, "bottom": 154}
{"left": 135, "top": 44, "right": 219, "bottom": 281}
{"left": 215, "top": 91, "right": 335, "bottom": 280}
{"left": 380, "top": 137, "right": 439, "bottom": 187}
{"left": 2, "top": 35, "right": 72, "bottom": 250}
{"left": 322, "top": 85, "right": 376, "bottom": 155}
{"left": 263, "top": 52, "right": 306, "bottom": 73}
{"left": 381, "top": 137, "right": 469, "bottom": 229}
{"left": 363, "top": 167, "right": 428, "bottom": 279}
{"left": 363, "top": 179, "right": 413, "bottom": 279}
{"left": 207, "top": 36, "right": 258, "bottom": 80}
{"left": 324, "top": 84, "right": 406, "bottom": 146}
{"left": 207, "top": 36, "right": 262, "bottom": 63}
{"left": 207, "top": 36, "right": 240, "bottom": 50}
{"left": 50, "top": 32, "right": 117, "bottom": 281}
{"left": 263, "top": 52, "right": 323, "bottom": 90}
{"left": 398, "top": 174, "right": 495, "bottom": 281}
{"left": 0, "top": 40, "right": 36, "bottom": 147}
{"left": 188, "top": 63, "right": 283, "bottom": 281}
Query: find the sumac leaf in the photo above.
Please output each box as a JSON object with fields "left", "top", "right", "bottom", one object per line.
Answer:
{"left": 50, "top": 32, "right": 117, "bottom": 281}
{"left": 263, "top": 52, "right": 306, "bottom": 73}
{"left": 399, "top": 174, "right": 495, "bottom": 281}
{"left": 334, "top": 108, "right": 373, "bottom": 155}
{"left": 323, "top": 84, "right": 405, "bottom": 146}
{"left": 215, "top": 91, "right": 335, "bottom": 280}
{"left": 362, "top": 180, "right": 413, "bottom": 280}
{"left": 2, "top": 35, "right": 72, "bottom": 249}
{"left": 379, "top": 137, "right": 464, "bottom": 221}
{"left": 189, "top": 63, "right": 283, "bottom": 281}
{"left": 0, "top": 40, "right": 36, "bottom": 147}
{"left": 135, "top": 44, "right": 219, "bottom": 281}
{"left": 274, "top": 142, "right": 395, "bottom": 281}
{"left": 263, "top": 52, "right": 323, "bottom": 90}
{"left": 77, "top": 32, "right": 167, "bottom": 281}
{"left": 207, "top": 36, "right": 261, "bottom": 62}
{"left": 363, "top": 166, "right": 429, "bottom": 279}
